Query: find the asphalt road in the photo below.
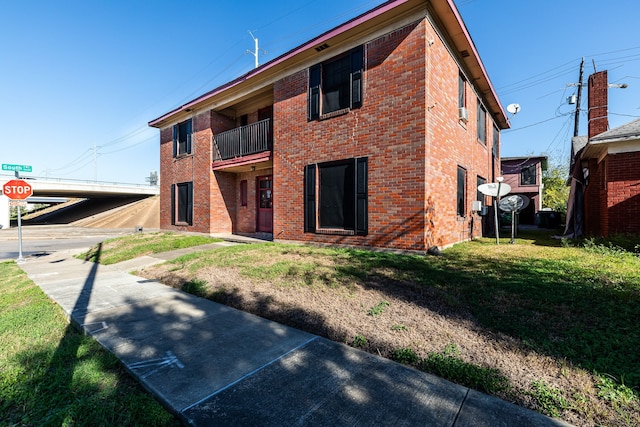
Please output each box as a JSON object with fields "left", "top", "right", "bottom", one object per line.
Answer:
{"left": 0, "top": 225, "right": 141, "bottom": 261}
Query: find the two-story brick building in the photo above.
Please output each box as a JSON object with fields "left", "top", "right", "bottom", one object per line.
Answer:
{"left": 500, "top": 156, "right": 547, "bottom": 225}
{"left": 149, "top": 0, "right": 509, "bottom": 252}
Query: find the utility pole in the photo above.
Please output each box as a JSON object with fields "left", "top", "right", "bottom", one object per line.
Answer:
{"left": 573, "top": 57, "right": 584, "bottom": 137}
{"left": 247, "top": 31, "right": 266, "bottom": 69}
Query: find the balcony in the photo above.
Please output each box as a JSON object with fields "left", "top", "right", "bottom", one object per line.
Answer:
{"left": 213, "top": 118, "right": 272, "bottom": 162}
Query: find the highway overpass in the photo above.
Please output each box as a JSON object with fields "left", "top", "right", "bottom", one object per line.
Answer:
{"left": 0, "top": 176, "right": 159, "bottom": 229}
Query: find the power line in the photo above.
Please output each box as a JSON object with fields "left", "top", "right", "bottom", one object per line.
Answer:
{"left": 502, "top": 114, "right": 570, "bottom": 133}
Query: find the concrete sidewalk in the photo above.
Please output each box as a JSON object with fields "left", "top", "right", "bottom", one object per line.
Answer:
{"left": 18, "top": 246, "right": 570, "bottom": 426}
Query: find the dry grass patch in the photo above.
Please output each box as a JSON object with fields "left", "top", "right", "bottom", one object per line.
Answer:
{"left": 134, "top": 232, "right": 640, "bottom": 426}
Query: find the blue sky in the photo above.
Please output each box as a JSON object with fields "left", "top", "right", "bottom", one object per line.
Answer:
{"left": 1, "top": 0, "right": 639, "bottom": 184}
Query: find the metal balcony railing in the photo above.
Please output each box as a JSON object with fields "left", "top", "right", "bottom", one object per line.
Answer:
{"left": 212, "top": 118, "right": 272, "bottom": 161}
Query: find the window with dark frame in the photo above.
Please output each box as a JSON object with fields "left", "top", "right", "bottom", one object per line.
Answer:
{"left": 304, "top": 157, "right": 367, "bottom": 235}
{"left": 477, "top": 176, "right": 486, "bottom": 205}
{"left": 457, "top": 166, "right": 467, "bottom": 217}
{"left": 521, "top": 165, "right": 536, "bottom": 185}
{"left": 240, "top": 180, "right": 248, "bottom": 207}
{"left": 458, "top": 74, "right": 466, "bottom": 109}
{"left": 308, "top": 45, "right": 363, "bottom": 120}
{"left": 477, "top": 100, "right": 486, "bottom": 144}
{"left": 171, "top": 182, "right": 193, "bottom": 226}
{"left": 172, "top": 119, "right": 192, "bottom": 157}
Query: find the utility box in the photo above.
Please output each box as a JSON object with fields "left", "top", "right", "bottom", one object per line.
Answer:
{"left": 536, "top": 210, "right": 561, "bottom": 228}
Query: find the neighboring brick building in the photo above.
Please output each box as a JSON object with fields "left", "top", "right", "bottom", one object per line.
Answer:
{"left": 567, "top": 70, "right": 640, "bottom": 237}
{"left": 501, "top": 156, "right": 547, "bottom": 225}
{"left": 149, "top": 0, "right": 509, "bottom": 252}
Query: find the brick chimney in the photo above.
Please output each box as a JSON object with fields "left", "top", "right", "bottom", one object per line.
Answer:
{"left": 588, "top": 70, "right": 609, "bottom": 138}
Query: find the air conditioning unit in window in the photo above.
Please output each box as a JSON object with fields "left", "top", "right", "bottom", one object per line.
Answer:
{"left": 458, "top": 107, "right": 469, "bottom": 122}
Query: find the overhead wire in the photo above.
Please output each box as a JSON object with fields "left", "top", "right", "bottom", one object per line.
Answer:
{"left": 48, "top": 148, "right": 95, "bottom": 172}
{"left": 52, "top": 0, "right": 387, "bottom": 177}
{"left": 52, "top": 6, "right": 640, "bottom": 177}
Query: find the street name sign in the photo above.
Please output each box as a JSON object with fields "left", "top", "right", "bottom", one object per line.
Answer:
{"left": 2, "top": 164, "right": 32, "bottom": 173}
{"left": 2, "top": 179, "right": 33, "bottom": 200}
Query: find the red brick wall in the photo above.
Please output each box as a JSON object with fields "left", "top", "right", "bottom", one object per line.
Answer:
{"left": 159, "top": 111, "right": 214, "bottom": 234}
{"left": 209, "top": 112, "right": 238, "bottom": 233}
{"left": 607, "top": 152, "right": 640, "bottom": 234}
{"left": 159, "top": 126, "right": 174, "bottom": 230}
{"left": 159, "top": 110, "right": 238, "bottom": 234}
{"left": 588, "top": 71, "right": 608, "bottom": 139}
{"left": 583, "top": 158, "right": 604, "bottom": 236}
{"left": 235, "top": 168, "right": 274, "bottom": 233}
{"left": 273, "top": 18, "right": 497, "bottom": 251}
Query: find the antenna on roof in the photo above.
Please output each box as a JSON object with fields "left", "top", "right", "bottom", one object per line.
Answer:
{"left": 246, "top": 31, "right": 267, "bottom": 69}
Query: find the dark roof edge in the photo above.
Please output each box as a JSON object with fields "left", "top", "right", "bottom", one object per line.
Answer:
{"left": 442, "top": 0, "right": 508, "bottom": 128}
{"left": 149, "top": 0, "right": 507, "bottom": 129}
{"left": 149, "top": 0, "right": 406, "bottom": 127}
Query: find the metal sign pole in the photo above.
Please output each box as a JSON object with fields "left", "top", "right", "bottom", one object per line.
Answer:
{"left": 17, "top": 204, "right": 25, "bottom": 263}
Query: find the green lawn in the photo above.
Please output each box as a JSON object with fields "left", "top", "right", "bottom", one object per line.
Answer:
{"left": 78, "top": 231, "right": 222, "bottom": 265}
{"left": 0, "top": 261, "right": 180, "bottom": 427}
{"left": 82, "top": 229, "right": 640, "bottom": 425}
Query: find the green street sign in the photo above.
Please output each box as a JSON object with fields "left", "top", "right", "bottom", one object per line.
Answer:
{"left": 2, "top": 164, "right": 32, "bottom": 173}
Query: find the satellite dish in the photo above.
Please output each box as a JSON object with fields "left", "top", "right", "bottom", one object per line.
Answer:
{"left": 499, "top": 195, "right": 525, "bottom": 212}
{"left": 506, "top": 103, "right": 521, "bottom": 114}
{"left": 517, "top": 194, "right": 530, "bottom": 211}
{"left": 478, "top": 182, "right": 511, "bottom": 197}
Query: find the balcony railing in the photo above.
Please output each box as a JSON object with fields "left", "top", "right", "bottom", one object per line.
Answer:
{"left": 212, "top": 118, "right": 272, "bottom": 161}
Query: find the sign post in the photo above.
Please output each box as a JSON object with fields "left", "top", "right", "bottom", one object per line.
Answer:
{"left": 2, "top": 179, "right": 33, "bottom": 263}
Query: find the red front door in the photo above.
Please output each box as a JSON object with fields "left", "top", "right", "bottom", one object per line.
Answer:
{"left": 257, "top": 175, "right": 273, "bottom": 233}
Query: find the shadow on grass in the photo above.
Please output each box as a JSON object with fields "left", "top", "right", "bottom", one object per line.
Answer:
{"left": 169, "top": 231, "right": 640, "bottom": 395}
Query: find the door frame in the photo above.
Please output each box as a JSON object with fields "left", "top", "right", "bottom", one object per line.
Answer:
{"left": 256, "top": 175, "right": 273, "bottom": 233}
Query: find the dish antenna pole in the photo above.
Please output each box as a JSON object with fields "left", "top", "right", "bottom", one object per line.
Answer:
{"left": 478, "top": 180, "right": 511, "bottom": 245}
{"left": 247, "top": 31, "right": 266, "bottom": 69}
{"left": 494, "top": 177, "right": 503, "bottom": 244}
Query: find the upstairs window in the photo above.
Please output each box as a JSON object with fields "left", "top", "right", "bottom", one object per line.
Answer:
{"left": 173, "top": 118, "right": 192, "bottom": 157}
{"left": 521, "top": 165, "right": 536, "bottom": 185}
{"left": 458, "top": 74, "right": 466, "bottom": 109}
{"left": 308, "top": 46, "right": 363, "bottom": 120}
{"left": 477, "top": 101, "right": 486, "bottom": 144}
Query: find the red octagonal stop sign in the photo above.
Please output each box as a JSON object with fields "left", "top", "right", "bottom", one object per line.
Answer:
{"left": 3, "top": 179, "right": 33, "bottom": 200}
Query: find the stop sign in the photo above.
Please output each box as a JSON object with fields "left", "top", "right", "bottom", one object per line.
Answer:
{"left": 3, "top": 179, "right": 33, "bottom": 200}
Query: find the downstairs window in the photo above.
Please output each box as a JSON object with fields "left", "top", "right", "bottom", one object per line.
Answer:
{"left": 171, "top": 182, "right": 193, "bottom": 225}
{"left": 304, "top": 157, "right": 368, "bottom": 235}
